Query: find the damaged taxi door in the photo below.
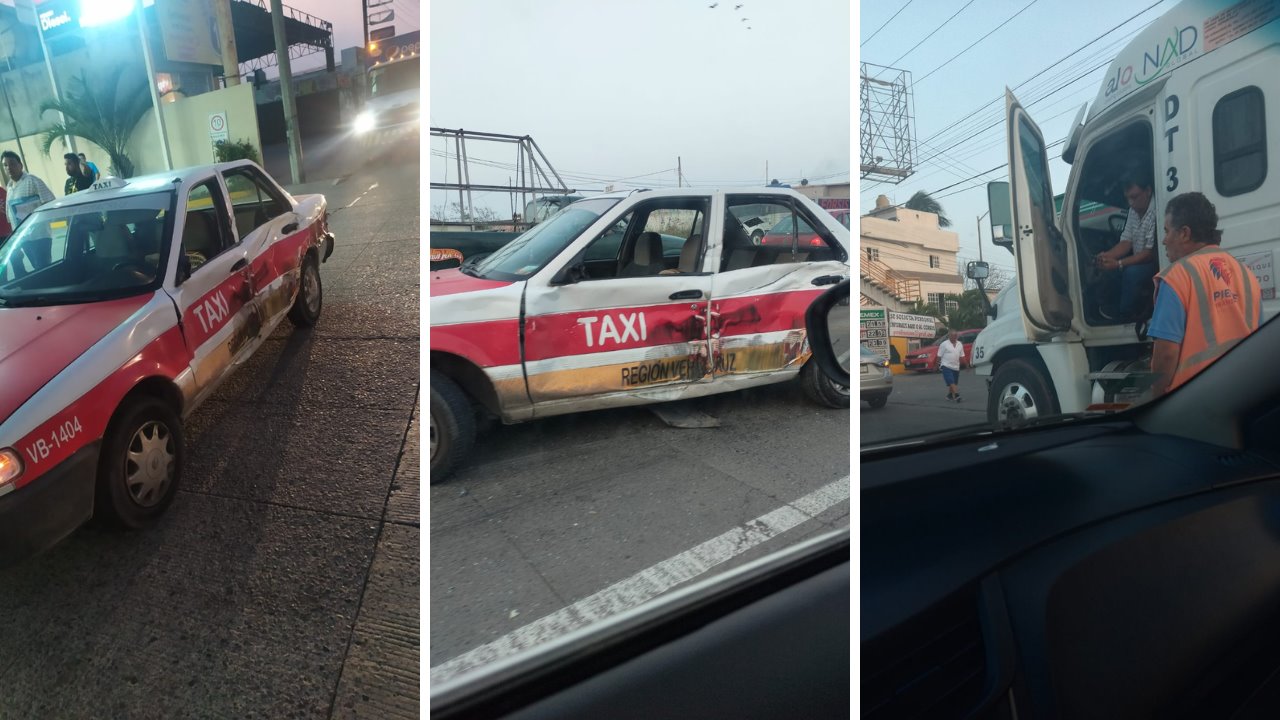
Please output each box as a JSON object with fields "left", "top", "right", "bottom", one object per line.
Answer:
{"left": 166, "top": 177, "right": 253, "bottom": 395}
{"left": 709, "top": 194, "right": 849, "bottom": 381}
{"left": 522, "top": 196, "right": 716, "bottom": 414}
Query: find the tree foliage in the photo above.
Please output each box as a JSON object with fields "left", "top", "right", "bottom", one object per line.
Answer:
{"left": 942, "top": 289, "right": 990, "bottom": 330}
{"left": 904, "top": 190, "right": 952, "bottom": 227}
{"left": 39, "top": 72, "right": 151, "bottom": 178}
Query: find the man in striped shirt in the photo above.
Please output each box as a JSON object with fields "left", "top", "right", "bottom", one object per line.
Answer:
{"left": 2, "top": 150, "right": 56, "bottom": 266}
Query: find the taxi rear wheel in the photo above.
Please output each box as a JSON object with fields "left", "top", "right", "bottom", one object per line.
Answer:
{"left": 430, "top": 370, "right": 475, "bottom": 483}
{"left": 801, "top": 359, "right": 850, "bottom": 409}
{"left": 289, "top": 255, "right": 323, "bottom": 328}
{"left": 95, "top": 396, "right": 184, "bottom": 530}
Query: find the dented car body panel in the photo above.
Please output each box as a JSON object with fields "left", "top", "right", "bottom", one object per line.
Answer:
{"left": 430, "top": 187, "right": 850, "bottom": 423}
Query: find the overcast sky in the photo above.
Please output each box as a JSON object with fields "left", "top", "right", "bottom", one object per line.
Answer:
{"left": 430, "top": 0, "right": 851, "bottom": 218}
{"left": 859, "top": 0, "right": 1179, "bottom": 272}
{"left": 289, "top": 0, "right": 420, "bottom": 73}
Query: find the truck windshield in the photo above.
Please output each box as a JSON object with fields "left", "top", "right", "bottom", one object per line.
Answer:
{"left": 0, "top": 192, "right": 174, "bottom": 307}
{"left": 370, "top": 59, "right": 420, "bottom": 97}
{"left": 471, "top": 198, "right": 620, "bottom": 281}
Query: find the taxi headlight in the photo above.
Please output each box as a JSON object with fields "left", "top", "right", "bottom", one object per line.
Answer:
{"left": 354, "top": 111, "right": 377, "bottom": 134}
{"left": 0, "top": 448, "right": 23, "bottom": 489}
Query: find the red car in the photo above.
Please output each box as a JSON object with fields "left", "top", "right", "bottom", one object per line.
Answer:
{"left": 903, "top": 329, "right": 981, "bottom": 372}
{"left": 759, "top": 215, "right": 826, "bottom": 248}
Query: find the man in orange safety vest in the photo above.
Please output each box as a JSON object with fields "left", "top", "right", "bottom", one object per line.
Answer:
{"left": 1148, "top": 192, "right": 1262, "bottom": 398}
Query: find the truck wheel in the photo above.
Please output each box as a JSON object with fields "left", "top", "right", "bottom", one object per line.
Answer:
{"left": 801, "top": 359, "right": 850, "bottom": 409}
{"left": 988, "top": 359, "right": 1059, "bottom": 430}
{"left": 95, "top": 396, "right": 184, "bottom": 530}
{"left": 288, "top": 255, "right": 323, "bottom": 327}
{"left": 430, "top": 370, "right": 475, "bottom": 483}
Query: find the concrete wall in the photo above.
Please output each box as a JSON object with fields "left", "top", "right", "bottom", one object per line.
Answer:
{"left": 861, "top": 207, "right": 965, "bottom": 303}
{"left": 129, "top": 82, "right": 262, "bottom": 175}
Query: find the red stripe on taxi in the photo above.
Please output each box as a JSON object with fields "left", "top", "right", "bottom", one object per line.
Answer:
{"left": 12, "top": 326, "right": 190, "bottom": 490}
{"left": 430, "top": 268, "right": 514, "bottom": 297}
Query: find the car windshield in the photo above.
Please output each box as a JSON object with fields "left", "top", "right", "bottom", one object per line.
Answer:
{"left": 471, "top": 197, "right": 620, "bottom": 280}
{"left": 0, "top": 192, "right": 173, "bottom": 307}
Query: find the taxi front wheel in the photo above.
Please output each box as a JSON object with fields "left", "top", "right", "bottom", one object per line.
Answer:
{"left": 430, "top": 370, "right": 475, "bottom": 483}
{"left": 95, "top": 396, "right": 184, "bottom": 530}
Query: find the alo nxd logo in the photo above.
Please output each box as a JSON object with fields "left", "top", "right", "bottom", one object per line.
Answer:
{"left": 1104, "top": 25, "right": 1200, "bottom": 98}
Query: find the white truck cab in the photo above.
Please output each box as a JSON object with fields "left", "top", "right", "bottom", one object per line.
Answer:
{"left": 972, "top": 0, "right": 1280, "bottom": 428}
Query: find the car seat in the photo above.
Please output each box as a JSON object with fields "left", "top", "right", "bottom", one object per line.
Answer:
{"left": 677, "top": 233, "right": 702, "bottom": 273}
{"left": 619, "top": 231, "right": 665, "bottom": 277}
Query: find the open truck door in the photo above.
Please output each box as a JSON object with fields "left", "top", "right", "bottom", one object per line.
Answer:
{"left": 1002, "top": 89, "right": 1073, "bottom": 341}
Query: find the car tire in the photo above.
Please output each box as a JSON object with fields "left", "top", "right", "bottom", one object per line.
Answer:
{"left": 430, "top": 370, "right": 475, "bottom": 483}
{"left": 94, "top": 396, "right": 184, "bottom": 530}
{"left": 988, "top": 358, "right": 1060, "bottom": 430}
{"left": 801, "top": 359, "right": 850, "bottom": 409}
{"left": 288, "top": 254, "right": 323, "bottom": 328}
{"left": 866, "top": 395, "right": 888, "bottom": 409}
{"left": 751, "top": 230, "right": 764, "bottom": 245}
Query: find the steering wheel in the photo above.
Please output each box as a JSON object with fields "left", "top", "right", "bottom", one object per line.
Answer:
{"left": 112, "top": 261, "right": 153, "bottom": 281}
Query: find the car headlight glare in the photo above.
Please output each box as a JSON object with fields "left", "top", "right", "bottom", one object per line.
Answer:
{"left": 355, "top": 111, "right": 376, "bottom": 134}
{"left": 0, "top": 448, "right": 23, "bottom": 489}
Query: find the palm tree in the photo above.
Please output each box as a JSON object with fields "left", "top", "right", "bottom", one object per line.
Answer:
{"left": 39, "top": 71, "right": 151, "bottom": 178}
{"left": 904, "top": 190, "right": 952, "bottom": 227}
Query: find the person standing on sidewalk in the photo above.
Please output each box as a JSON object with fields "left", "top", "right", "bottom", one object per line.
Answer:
{"left": 2, "top": 150, "right": 54, "bottom": 265}
{"left": 63, "top": 153, "right": 94, "bottom": 195}
{"left": 938, "top": 329, "right": 966, "bottom": 402}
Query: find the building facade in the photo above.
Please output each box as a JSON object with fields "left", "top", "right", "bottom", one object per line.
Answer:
{"left": 860, "top": 194, "right": 964, "bottom": 311}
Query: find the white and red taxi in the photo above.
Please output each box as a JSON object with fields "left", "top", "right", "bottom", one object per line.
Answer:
{"left": 0, "top": 161, "right": 333, "bottom": 565}
{"left": 430, "top": 187, "right": 850, "bottom": 479}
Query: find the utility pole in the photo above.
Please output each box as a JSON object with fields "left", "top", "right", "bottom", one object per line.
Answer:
{"left": 677, "top": 156, "right": 682, "bottom": 187}
{"left": 977, "top": 211, "right": 988, "bottom": 263}
{"left": 137, "top": 4, "right": 172, "bottom": 170}
{"left": 271, "top": 0, "right": 305, "bottom": 184}
{"left": 361, "top": 0, "right": 370, "bottom": 44}
{"left": 215, "top": 0, "right": 240, "bottom": 86}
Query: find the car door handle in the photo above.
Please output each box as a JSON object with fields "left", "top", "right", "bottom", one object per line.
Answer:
{"left": 282, "top": 222, "right": 299, "bottom": 235}
{"left": 231, "top": 258, "right": 248, "bottom": 272}
{"left": 669, "top": 289, "right": 703, "bottom": 300}
{"left": 811, "top": 274, "right": 842, "bottom": 286}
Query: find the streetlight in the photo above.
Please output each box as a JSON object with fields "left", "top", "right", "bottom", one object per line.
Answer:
{"left": 976, "top": 210, "right": 989, "bottom": 264}
{"left": 78, "top": 0, "right": 172, "bottom": 171}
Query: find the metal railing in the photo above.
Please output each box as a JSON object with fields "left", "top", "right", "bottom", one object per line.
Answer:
{"left": 860, "top": 254, "right": 921, "bottom": 304}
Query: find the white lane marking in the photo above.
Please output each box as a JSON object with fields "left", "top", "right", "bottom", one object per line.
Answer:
{"left": 429, "top": 476, "right": 850, "bottom": 684}
{"left": 347, "top": 195, "right": 363, "bottom": 207}
{"left": 369, "top": 182, "right": 379, "bottom": 190}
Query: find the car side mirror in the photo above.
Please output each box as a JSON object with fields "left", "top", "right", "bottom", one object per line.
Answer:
{"left": 987, "top": 181, "right": 1013, "bottom": 253}
{"left": 805, "top": 278, "right": 850, "bottom": 388}
{"left": 966, "top": 260, "right": 989, "bottom": 280}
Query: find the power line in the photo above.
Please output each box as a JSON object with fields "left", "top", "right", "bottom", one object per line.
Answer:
{"left": 916, "top": 0, "right": 1041, "bottom": 85}
{"left": 885, "top": 0, "right": 978, "bottom": 69}
{"left": 861, "top": 0, "right": 913, "bottom": 47}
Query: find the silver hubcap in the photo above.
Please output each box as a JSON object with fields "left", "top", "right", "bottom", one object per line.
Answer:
{"left": 996, "top": 382, "right": 1039, "bottom": 428}
{"left": 304, "top": 265, "right": 321, "bottom": 314}
{"left": 125, "top": 421, "right": 174, "bottom": 507}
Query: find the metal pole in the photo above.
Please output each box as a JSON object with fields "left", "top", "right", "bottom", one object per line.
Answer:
{"left": 35, "top": 15, "right": 74, "bottom": 154}
{"left": 361, "top": 0, "right": 370, "bottom": 45}
{"left": 1, "top": 60, "right": 26, "bottom": 167}
{"left": 460, "top": 134, "right": 473, "bottom": 222}
{"left": 677, "top": 156, "right": 681, "bottom": 188}
{"left": 271, "top": 0, "right": 305, "bottom": 183}
{"left": 454, "top": 132, "right": 464, "bottom": 219}
{"left": 977, "top": 211, "right": 988, "bottom": 264}
{"left": 215, "top": 0, "right": 240, "bottom": 86}
{"left": 137, "top": 4, "right": 172, "bottom": 171}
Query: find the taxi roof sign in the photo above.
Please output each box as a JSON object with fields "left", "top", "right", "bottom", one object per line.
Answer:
{"left": 89, "top": 178, "right": 128, "bottom": 192}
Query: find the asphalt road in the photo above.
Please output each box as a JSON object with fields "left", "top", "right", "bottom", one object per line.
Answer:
{"left": 430, "top": 342, "right": 851, "bottom": 678}
{"left": 861, "top": 368, "right": 991, "bottom": 444}
{"left": 0, "top": 144, "right": 420, "bottom": 719}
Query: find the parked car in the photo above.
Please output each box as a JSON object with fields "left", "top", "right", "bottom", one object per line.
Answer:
{"left": 430, "top": 187, "right": 850, "bottom": 479}
{"left": 904, "top": 328, "right": 981, "bottom": 371}
{"left": 0, "top": 161, "right": 334, "bottom": 566}
{"left": 759, "top": 214, "right": 827, "bottom": 249}
{"left": 860, "top": 344, "right": 892, "bottom": 409}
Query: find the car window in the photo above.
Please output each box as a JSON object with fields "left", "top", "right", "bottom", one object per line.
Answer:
{"left": 724, "top": 197, "right": 838, "bottom": 267}
{"left": 473, "top": 197, "right": 620, "bottom": 280}
{"left": 575, "top": 198, "right": 709, "bottom": 280}
{"left": 0, "top": 192, "right": 173, "bottom": 305}
{"left": 184, "top": 181, "right": 235, "bottom": 274}
{"left": 221, "top": 167, "right": 290, "bottom": 241}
